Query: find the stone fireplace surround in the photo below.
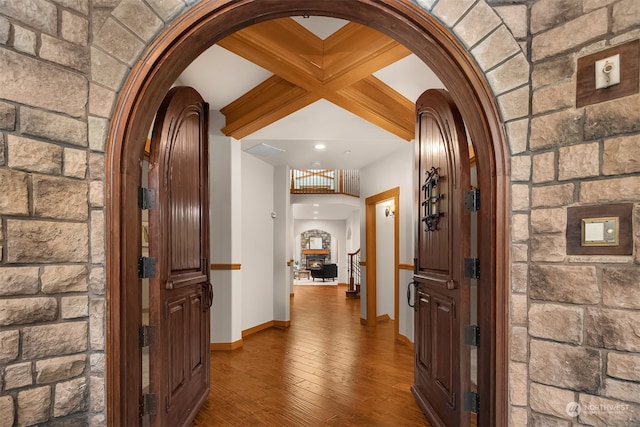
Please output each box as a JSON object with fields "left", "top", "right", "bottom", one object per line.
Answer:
{"left": 300, "top": 229, "right": 331, "bottom": 270}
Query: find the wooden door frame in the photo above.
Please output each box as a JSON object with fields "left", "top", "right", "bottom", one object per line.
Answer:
{"left": 364, "top": 188, "right": 400, "bottom": 332}
{"left": 106, "top": 1, "right": 510, "bottom": 425}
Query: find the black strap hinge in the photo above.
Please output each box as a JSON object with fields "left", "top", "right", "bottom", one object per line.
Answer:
{"left": 138, "top": 257, "right": 156, "bottom": 278}
{"left": 139, "top": 325, "right": 156, "bottom": 347}
{"left": 464, "top": 258, "right": 480, "bottom": 279}
{"left": 138, "top": 187, "right": 156, "bottom": 210}
{"left": 140, "top": 393, "right": 158, "bottom": 416}
{"left": 464, "top": 188, "right": 480, "bottom": 212}
{"left": 464, "top": 391, "right": 479, "bottom": 414}
{"left": 464, "top": 324, "right": 480, "bottom": 347}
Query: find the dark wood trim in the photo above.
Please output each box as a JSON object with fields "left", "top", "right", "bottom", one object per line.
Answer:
{"left": 273, "top": 320, "right": 291, "bottom": 329}
{"left": 376, "top": 314, "right": 391, "bottom": 322}
{"left": 211, "top": 340, "right": 243, "bottom": 351}
{"left": 106, "top": 1, "right": 509, "bottom": 425}
{"left": 566, "top": 203, "right": 633, "bottom": 255}
{"left": 576, "top": 39, "right": 639, "bottom": 108}
{"left": 396, "top": 334, "right": 414, "bottom": 350}
{"left": 242, "top": 320, "right": 274, "bottom": 338}
{"left": 301, "top": 249, "right": 329, "bottom": 255}
{"left": 210, "top": 263, "right": 241, "bottom": 270}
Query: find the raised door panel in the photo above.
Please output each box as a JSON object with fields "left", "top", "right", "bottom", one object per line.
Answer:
{"left": 415, "top": 290, "right": 432, "bottom": 380}
{"left": 169, "top": 115, "right": 203, "bottom": 273}
{"left": 168, "top": 298, "right": 187, "bottom": 400}
{"left": 190, "top": 293, "right": 204, "bottom": 374}
{"left": 416, "top": 111, "right": 450, "bottom": 278}
{"left": 432, "top": 295, "right": 454, "bottom": 405}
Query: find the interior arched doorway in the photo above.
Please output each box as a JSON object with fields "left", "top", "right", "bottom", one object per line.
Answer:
{"left": 106, "top": 1, "right": 510, "bottom": 425}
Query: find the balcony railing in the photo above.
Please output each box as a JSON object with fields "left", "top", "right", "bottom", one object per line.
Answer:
{"left": 290, "top": 169, "right": 359, "bottom": 197}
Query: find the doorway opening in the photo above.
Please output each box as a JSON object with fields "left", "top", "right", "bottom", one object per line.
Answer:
{"left": 365, "top": 187, "right": 400, "bottom": 334}
{"left": 106, "top": 1, "right": 509, "bottom": 425}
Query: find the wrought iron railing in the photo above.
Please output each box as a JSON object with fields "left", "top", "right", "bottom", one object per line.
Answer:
{"left": 347, "top": 249, "right": 361, "bottom": 295}
{"left": 290, "top": 169, "right": 359, "bottom": 197}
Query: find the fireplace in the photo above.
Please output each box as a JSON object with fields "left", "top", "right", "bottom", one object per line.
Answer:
{"left": 306, "top": 256, "right": 325, "bottom": 270}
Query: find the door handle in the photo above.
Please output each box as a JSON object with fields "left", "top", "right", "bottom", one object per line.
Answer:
{"left": 407, "top": 281, "right": 418, "bottom": 308}
{"left": 202, "top": 280, "right": 213, "bottom": 311}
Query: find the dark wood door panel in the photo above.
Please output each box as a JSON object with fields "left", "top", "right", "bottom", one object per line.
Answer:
{"left": 149, "top": 86, "right": 211, "bottom": 427}
{"left": 412, "top": 89, "right": 470, "bottom": 427}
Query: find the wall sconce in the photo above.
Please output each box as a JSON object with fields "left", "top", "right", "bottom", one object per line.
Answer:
{"left": 385, "top": 204, "right": 395, "bottom": 217}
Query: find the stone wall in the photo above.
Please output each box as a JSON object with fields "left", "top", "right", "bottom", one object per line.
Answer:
{"left": 0, "top": 0, "right": 638, "bottom": 425}
{"left": 505, "top": 0, "right": 640, "bottom": 425}
{"left": 0, "top": 0, "right": 188, "bottom": 425}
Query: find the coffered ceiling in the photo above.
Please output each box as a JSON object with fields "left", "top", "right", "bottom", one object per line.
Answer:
{"left": 217, "top": 17, "right": 414, "bottom": 140}
{"left": 177, "top": 15, "right": 444, "bottom": 171}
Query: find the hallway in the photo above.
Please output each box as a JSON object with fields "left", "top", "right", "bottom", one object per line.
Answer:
{"left": 193, "top": 285, "right": 428, "bottom": 426}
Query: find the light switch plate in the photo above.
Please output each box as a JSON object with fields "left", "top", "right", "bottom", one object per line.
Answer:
{"left": 595, "top": 54, "right": 620, "bottom": 89}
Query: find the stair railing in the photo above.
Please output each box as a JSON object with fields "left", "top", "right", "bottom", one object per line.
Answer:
{"left": 347, "top": 249, "right": 361, "bottom": 294}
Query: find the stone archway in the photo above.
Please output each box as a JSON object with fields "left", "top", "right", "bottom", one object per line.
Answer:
{"left": 105, "top": 1, "right": 516, "bottom": 425}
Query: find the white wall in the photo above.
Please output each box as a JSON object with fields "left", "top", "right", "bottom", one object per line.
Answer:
{"left": 209, "top": 110, "right": 243, "bottom": 343}
{"left": 273, "top": 165, "right": 291, "bottom": 322}
{"left": 241, "top": 152, "right": 275, "bottom": 330}
{"left": 360, "top": 141, "right": 415, "bottom": 340}
{"left": 293, "top": 219, "right": 348, "bottom": 283}
{"left": 376, "top": 202, "right": 395, "bottom": 319}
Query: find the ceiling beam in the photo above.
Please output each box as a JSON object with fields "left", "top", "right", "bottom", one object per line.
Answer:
{"left": 332, "top": 76, "right": 414, "bottom": 141}
{"left": 217, "top": 18, "right": 414, "bottom": 141}
{"left": 220, "top": 76, "right": 319, "bottom": 139}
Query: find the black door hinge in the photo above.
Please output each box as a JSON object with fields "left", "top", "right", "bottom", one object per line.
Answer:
{"left": 464, "top": 391, "right": 479, "bottom": 414}
{"left": 464, "top": 324, "right": 480, "bottom": 347}
{"left": 138, "top": 187, "right": 156, "bottom": 210}
{"left": 140, "top": 393, "right": 158, "bottom": 417}
{"left": 138, "top": 257, "right": 156, "bottom": 278}
{"left": 139, "top": 325, "right": 156, "bottom": 347}
{"left": 464, "top": 188, "right": 480, "bottom": 212}
{"left": 464, "top": 258, "right": 480, "bottom": 279}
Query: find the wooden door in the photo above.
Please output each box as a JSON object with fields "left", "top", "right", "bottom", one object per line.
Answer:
{"left": 148, "top": 86, "right": 212, "bottom": 426}
{"left": 412, "top": 89, "right": 471, "bottom": 426}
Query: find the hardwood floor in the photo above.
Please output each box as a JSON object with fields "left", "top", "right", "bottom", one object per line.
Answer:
{"left": 193, "top": 285, "right": 429, "bottom": 426}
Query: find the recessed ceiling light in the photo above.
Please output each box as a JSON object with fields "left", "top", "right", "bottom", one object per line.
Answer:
{"left": 313, "top": 211, "right": 319, "bottom": 214}
{"left": 311, "top": 161, "right": 321, "bottom": 167}
{"left": 313, "top": 217, "right": 318, "bottom": 219}
{"left": 344, "top": 150, "right": 352, "bottom": 155}
{"left": 313, "top": 204, "right": 319, "bottom": 207}
{"left": 314, "top": 143, "right": 326, "bottom": 150}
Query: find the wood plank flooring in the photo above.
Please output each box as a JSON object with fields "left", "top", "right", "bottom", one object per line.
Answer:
{"left": 193, "top": 285, "right": 429, "bottom": 426}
